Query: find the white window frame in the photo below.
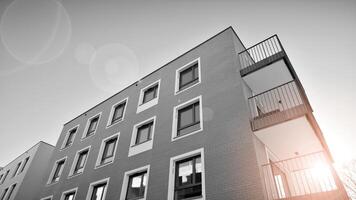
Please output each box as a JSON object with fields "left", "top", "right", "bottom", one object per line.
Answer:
{"left": 40, "top": 195, "right": 53, "bottom": 200}
{"left": 82, "top": 112, "right": 102, "bottom": 140}
{"left": 128, "top": 116, "right": 156, "bottom": 157}
{"left": 61, "top": 125, "right": 79, "bottom": 150}
{"left": 107, "top": 97, "right": 128, "bottom": 128}
{"left": 175, "top": 57, "right": 201, "bottom": 95}
{"left": 171, "top": 95, "right": 203, "bottom": 142}
{"left": 95, "top": 133, "right": 120, "bottom": 169}
{"left": 136, "top": 79, "right": 161, "bottom": 113}
{"left": 60, "top": 187, "right": 78, "bottom": 200}
{"left": 85, "top": 177, "right": 110, "bottom": 200}
{"left": 68, "top": 146, "right": 91, "bottom": 178}
{"left": 47, "top": 157, "right": 67, "bottom": 185}
{"left": 17, "top": 156, "right": 30, "bottom": 175}
{"left": 167, "top": 148, "right": 206, "bottom": 200}
{"left": 12, "top": 162, "right": 21, "bottom": 177}
{"left": 119, "top": 165, "right": 150, "bottom": 200}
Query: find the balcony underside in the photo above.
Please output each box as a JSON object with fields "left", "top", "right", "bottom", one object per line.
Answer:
{"left": 255, "top": 116, "right": 323, "bottom": 160}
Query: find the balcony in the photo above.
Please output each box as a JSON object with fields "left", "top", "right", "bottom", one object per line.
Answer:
{"left": 248, "top": 80, "right": 309, "bottom": 131}
{"left": 261, "top": 152, "right": 348, "bottom": 200}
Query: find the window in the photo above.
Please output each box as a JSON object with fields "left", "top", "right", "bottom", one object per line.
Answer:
{"left": 108, "top": 98, "right": 128, "bottom": 127}
{"left": 126, "top": 172, "right": 147, "bottom": 200}
{"left": 83, "top": 114, "right": 101, "bottom": 139}
{"left": 128, "top": 117, "right": 156, "bottom": 157}
{"left": 0, "top": 188, "right": 8, "bottom": 200}
{"left": 0, "top": 170, "right": 9, "bottom": 184}
{"left": 70, "top": 147, "right": 90, "bottom": 176}
{"left": 96, "top": 133, "right": 119, "bottom": 168}
{"left": 172, "top": 96, "right": 203, "bottom": 141}
{"left": 62, "top": 126, "right": 78, "bottom": 149}
{"left": 40, "top": 195, "right": 53, "bottom": 200}
{"left": 60, "top": 188, "right": 77, "bottom": 200}
{"left": 137, "top": 80, "right": 161, "bottom": 113}
{"left": 12, "top": 162, "right": 21, "bottom": 177}
{"left": 175, "top": 58, "right": 201, "bottom": 94}
{"left": 5, "top": 184, "right": 16, "bottom": 200}
{"left": 48, "top": 158, "right": 66, "bottom": 184}
{"left": 168, "top": 148, "right": 205, "bottom": 200}
{"left": 0, "top": 174, "right": 3, "bottom": 184}
{"left": 85, "top": 178, "right": 109, "bottom": 200}
{"left": 19, "top": 157, "right": 29, "bottom": 173}
{"left": 119, "top": 165, "right": 150, "bottom": 200}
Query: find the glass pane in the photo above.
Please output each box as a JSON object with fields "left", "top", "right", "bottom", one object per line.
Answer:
{"left": 88, "top": 118, "right": 98, "bottom": 134}
{"left": 66, "top": 130, "right": 76, "bottom": 146}
{"left": 143, "top": 86, "right": 157, "bottom": 103}
{"left": 91, "top": 185, "right": 105, "bottom": 200}
{"left": 195, "top": 157, "right": 202, "bottom": 183}
{"left": 194, "top": 103, "right": 200, "bottom": 122}
{"left": 103, "top": 139, "right": 116, "bottom": 160}
{"left": 136, "top": 124, "right": 151, "bottom": 144}
{"left": 75, "top": 152, "right": 87, "bottom": 173}
{"left": 127, "top": 173, "right": 146, "bottom": 200}
{"left": 113, "top": 104, "right": 125, "bottom": 122}
{"left": 180, "top": 67, "right": 194, "bottom": 87}
{"left": 193, "top": 64, "right": 199, "bottom": 79}
{"left": 178, "top": 160, "right": 193, "bottom": 186}
{"left": 65, "top": 193, "right": 75, "bottom": 200}
{"left": 175, "top": 185, "right": 202, "bottom": 200}
{"left": 178, "top": 106, "right": 193, "bottom": 129}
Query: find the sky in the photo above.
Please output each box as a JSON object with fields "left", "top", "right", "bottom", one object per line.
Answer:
{"left": 0, "top": 0, "right": 355, "bottom": 167}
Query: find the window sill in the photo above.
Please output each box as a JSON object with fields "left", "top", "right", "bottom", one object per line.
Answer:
{"left": 94, "top": 160, "right": 114, "bottom": 170}
{"left": 172, "top": 128, "right": 203, "bottom": 142}
{"left": 175, "top": 81, "right": 201, "bottom": 96}
{"left": 67, "top": 172, "right": 83, "bottom": 179}
{"left": 136, "top": 98, "right": 158, "bottom": 114}
{"left": 106, "top": 118, "right": 124, "bottom": 129}
{"left": 128, "top": 140, "right": 153, "bottom": 157}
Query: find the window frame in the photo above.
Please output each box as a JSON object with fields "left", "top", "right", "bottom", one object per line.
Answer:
{"left": 0, "top": 188, "right": 8, "bottom": 200}
{"left": 95, "top": 133, "right": 120, "bottom": 169}
{"left": 60, "top": 187, "right": 78, "bottom": 200}
{"left": 136, "top": 80, "right": 161, "bottom": 113}
{"left": 175, "top": 58, "right": 201, "bottom": 95}
{"left": 85, "top": 177, "right": 110, "bottom": 200}
{"left": 119, "top": 165, "right": 150, "bottom": 200}
{"left": 171, "top": 96, "right": 203, "bottom": 142}
{"left": 82, "top": 113, "right": 102, "bottom": 140}
{"left": 107, "top": 98, "right": 128, "bottom": 128}
{"left": 40, "top": 195, "right": 53, "bottom": 200}
{"left": 128, "top": 116, "right": 156, "bottom": 157}
{"left": 47, "top": 157, "right": 67, "bottom": 185}
{"left": 0, "top": 170, "right": 9, "bottom": 184}
{"left": 61, "top": 125, "right": 79, "bottom": 150}
{"left": 4, "top": 184, "right": 16, "bottom": 200}
{"left": 18, "top": 156, "right": 30, "bottom": 174}
{"left": 12, "top": 162, "right": 21, "bottom": 177}
{"left": 68, "top": 146, "right": 91, "bottom": 178}
{"left": 167, "top": 148, "right": 206, "bottom": 200}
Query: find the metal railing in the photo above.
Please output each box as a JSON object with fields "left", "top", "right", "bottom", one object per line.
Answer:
{"left": 248, "top": 81, "right": 308, "bottom": 130}
{"left": 239, "top": 35, "right": 283, "bottom": 71}
{"left": 262, "top": 152, "right": 347, "bottom": 199}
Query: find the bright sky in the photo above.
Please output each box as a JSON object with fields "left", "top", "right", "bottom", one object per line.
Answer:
{"left": 0, "top": 0, "right": 355, "bottom": 167}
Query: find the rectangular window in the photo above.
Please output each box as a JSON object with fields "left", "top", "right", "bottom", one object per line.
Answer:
{"left": 86, "top": 178, "right": 109, "bottom": 200}
{"left": 135, "top": 122, "right": 153, "bottom": 145}
{"left": 177, "top": 102, "right": 200, "bottom": 136}
{"left": 168, "top": 148, "right": 205, "bottom": 200}
{"left": 19, "top": 157, "right": 30, "bottom": 173}
{"left": 126, "top": 171, "right": 147, "bottom": 200}
{"left": 87, "top": 116, "right": 99, "bottom": 137}
{"left": 72, "top": 148, "right": 90, "bottom": 175}
{"left": 0, "top": 174, "right": 3, "bottom": 183}
{"left": 5, "top": 184, "right": 16, "bottom": 200}
{"left": 175, "top": 58, "right": 201, "bottom": 94}
{"left": 101, "top": 138, "right": 117, "bottom": 164}
{"left": 137, "top": 80, "right": 161, "bottom": 113}
{"left": 142, "top": 85, "right": 158, "bottom": 104}
{"left": 1, "top": 170, "right": 9, "bottom": 184}
{"left": 12, "top": 162, "right": 21, "bottom": 177}
{"left": 64, "top": 127, "right": 77, "bottom": 148}
{"left": 111, "top": 101, "right": 126, "bottom": 125}
{"left": 64, "top": 192, "right": 75, "bottom": 200}
{"left": 175, "top": 156, "right": 202, "bottom": 200}
{"left": 49, "top": 159, "right": 66, "bottom": 184}
{"left": 0, "top": 188, "right": 8, "bottom": 200}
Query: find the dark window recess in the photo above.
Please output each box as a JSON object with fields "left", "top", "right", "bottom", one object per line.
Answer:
{"left": 6, "top": 184, "right": 16, "bottom": 200}
{"left": 87, "top": 116, "right": 99, "bottom": 137}
{"left": 175, "top": 155, "right": 202, "bottom": 200}
{"left": 52, "top": 160, "right": 65, "bottom": 183}
{"left": 19, "top": 157, "right": 30, "bottom": 173}
{"left": 91, "top": 183, "right": 106, "bottom": 200}
{"left": 179, "top": 63, "right": 199, "bottom": 91}
{"left": 0, "top": 188, "right": 8, "bottom": 200}
{"left": 65, "top": 128, "right": 77, "bottom": 147}
{"left": 101, "top": 138, "right": 117, "bottom": 164}
{"left": 64, "top": 192, "right": 75, "bottom": 200}
{"left": 142, "top": 85, "right": 158, "bottom": 104}
{"left": 1, "top": 170, "right": 9, "bottom": 184}
{"left": 135, "top": 122, "right": 153, "bottom": 145}
{"left": 177, "top": 102, "right": 200, "bottom": 136}
{"left": 74, "top": 150, "right": 88, "bottom": 174}
{"left": 111, "top": 102, "right": 126, "bottom": 124}
{"left": 12, "top": 162, "right": 21, "bottom": 177}
{"left": 126, "top": 171, "right": 147, "bottom": 200}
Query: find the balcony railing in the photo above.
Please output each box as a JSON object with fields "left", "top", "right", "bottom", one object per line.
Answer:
{"left": 248, "top": 80, "right": 308, "bottom": 131}
{"left": 261, "top": 151, "right": 348, "bottom": 200}
{"left": 239, "top": 35, "right": 285, "bottom": 76}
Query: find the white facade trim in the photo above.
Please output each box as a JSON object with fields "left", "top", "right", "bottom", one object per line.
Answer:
{"left": 174, "top": 57, "right": 201, "bottom": 95}
{"left": 119, "top": 165, "right": 150, "bottom": 200}
{"left": 136, "top": 79, "right": 161, "bottom": 113}
{"left": 95, "top": 133, "right": 120, "bottom": 169}
{"left": 85, "top": 177, "right": 110, "bottom": 200}
{"left": 106, "top": 97, "right": 129, "bottom": 128}
{"left": 128, "top": 116, "right": 156, "bottom": 157}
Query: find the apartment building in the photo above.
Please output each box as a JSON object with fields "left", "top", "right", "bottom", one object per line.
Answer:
{"left": 36, "top": 27, "right": 348, "bottom": 200}
{"left": 0, "top": 141, "right": 54, "bottom": 200}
